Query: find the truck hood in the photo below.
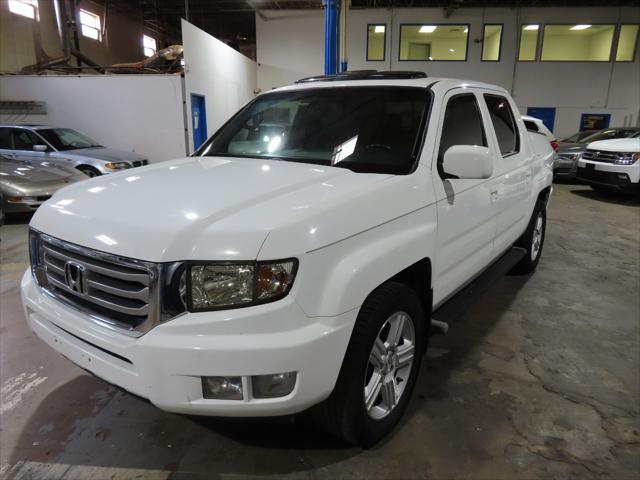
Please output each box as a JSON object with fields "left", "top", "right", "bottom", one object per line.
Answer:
{"left": 587, "top": 138, "right": 640, "bottom": 153}
{"left": 30, "top": 157, "right": 424, "bottom": 262}
{"left": 62, "top": 147, "right": 147, "bottom": 162}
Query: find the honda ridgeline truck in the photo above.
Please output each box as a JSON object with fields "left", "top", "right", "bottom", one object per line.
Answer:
{"left": 22, "top": 72, "right": 553, "bottom": 446}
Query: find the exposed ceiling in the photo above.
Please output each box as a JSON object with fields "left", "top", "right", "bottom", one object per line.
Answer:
{"left": 90, "top": 0, "right": 639, "bottom": 56}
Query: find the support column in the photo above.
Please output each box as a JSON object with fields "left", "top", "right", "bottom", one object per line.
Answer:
{"left": 323, "top": 0, "right": 340, "bottom": 75}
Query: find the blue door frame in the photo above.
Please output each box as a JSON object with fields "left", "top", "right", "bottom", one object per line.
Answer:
{"left": 526, "top": 107, "right": 556, "bottom": 133}
{"left": 190, "top": 94, "right": 208, "bottom": 150}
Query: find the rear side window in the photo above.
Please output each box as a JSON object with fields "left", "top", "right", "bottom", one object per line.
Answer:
{"left": 0, "top": 128, "right": 11, "bottom": 149}
{"left": 484, "top": 94, "right": 519, "bottom": 156}
{"left": 438, "top": 93, "right": 487, "bottom": 165}
{"left": 523, "top": 120, "right": 539, "bottom": 132}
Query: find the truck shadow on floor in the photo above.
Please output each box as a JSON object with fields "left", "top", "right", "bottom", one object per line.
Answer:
{"left": 8, "top": 276, "right": 530, "bottom": 476}
{"left": 570, "top": 188, "right": 640, "bottom": 207}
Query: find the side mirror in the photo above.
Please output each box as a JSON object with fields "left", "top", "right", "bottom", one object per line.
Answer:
{"left": 442, "top": 145, "right": 493, "bottom": 179}
{"left": 33, "top": 145, "right": 48, "bottom": 152}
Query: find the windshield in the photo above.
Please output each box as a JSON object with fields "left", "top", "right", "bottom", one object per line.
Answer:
{"left": 580, "top": 128, "right": 639, "bottom": 144}
{"left": 562, "top": 131, "right": 595, "bottom": 143}
{"left": 37, "top": 128, "right": 102, "bottom": 151}
{"left": 195, "top": 86, "right": 430, "bottom": 174}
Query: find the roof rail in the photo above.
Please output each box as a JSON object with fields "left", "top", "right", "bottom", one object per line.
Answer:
{"left": 295, "top": 70, "right": 428, "bottom": 83}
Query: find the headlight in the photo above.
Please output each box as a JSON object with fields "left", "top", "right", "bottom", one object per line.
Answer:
{"left": 614, "top": 153, "right": 640, "bottom": 165}
{"left": 104, "top": 162, "right": 131, "bottom": 170}
{"left": 187, "top": 259, "right": 298, "bottom": 311}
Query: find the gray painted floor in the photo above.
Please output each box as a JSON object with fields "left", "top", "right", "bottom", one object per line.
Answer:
{"left": 0, "top": 183, "right": 638, "bottom": 480}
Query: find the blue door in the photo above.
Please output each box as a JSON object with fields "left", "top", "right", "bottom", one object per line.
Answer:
{"left": 191, "top": 94, "right": 208, "bottom": 150}
{"left": 526, "top": 107, "right": 556, "bottom": 133}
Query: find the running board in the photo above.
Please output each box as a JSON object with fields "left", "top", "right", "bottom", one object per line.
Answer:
{"left": 430, "top": 246, "right": 527, "bottom": 334}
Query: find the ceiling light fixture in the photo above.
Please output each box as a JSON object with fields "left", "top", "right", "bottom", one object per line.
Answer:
{"left": 570, "top": 24, "right": 591, "bottom": 30}
{"left": 419, "top": 25, "right": 437, "bottom": 33}
{"left": 374, "top": 25, "right": 385, "bottom": 33}
{"left": 524, "top": 25, "right": 539, "bottom": 31}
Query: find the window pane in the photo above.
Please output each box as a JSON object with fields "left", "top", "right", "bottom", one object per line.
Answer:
{"left": 484, "top": 95, "right": 519, "bottom": 155}
{"left": 524, "top": 120, "right": 539, "bottom": 132}
{"left": 81, "top": 25, "right": 99, "bottom": 40}
{"left": 8, "top": 0, "right": 36, "bottom": 19}
{"left": 438, "top": 94, "right": 486, "bottom": 164}
{"left": 367, "top": 25, "right": 386, "bottom": 61}
{"left": 616, "top": 25, "right": 639, "bottom": 61}
{"left": 197, "top": 87, "right": 430, "bottom": 175}
{"left": 518, "top": 25, "right": 539, "bottom": 61}
{"left": 0, "top": 128, "right": 12, "bottom": 149}
{"left": 11, "top": 129, "right": 39, "bottom": 151}
{"left": 399, "top": 25, "right": 468, "bottom": 61}
{"left": 541, "top": 25, "right": 614, "bottom": 61}
{"left": 482, "top": 25, "right": 502, "bottom": 61}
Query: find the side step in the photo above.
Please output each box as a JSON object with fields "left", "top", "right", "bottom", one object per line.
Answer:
{"left": 430, "top": 246, "right": 527, "bottom": 334}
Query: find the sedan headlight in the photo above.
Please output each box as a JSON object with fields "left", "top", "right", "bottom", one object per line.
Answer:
{"left": 187, "top": 259, "right": 298, "bottom": 311}
{"left": 104, "top": 162, "right": 131, "bottom": 170}
{"left": 614, "top": 153, "right": 640, "bottom": 165}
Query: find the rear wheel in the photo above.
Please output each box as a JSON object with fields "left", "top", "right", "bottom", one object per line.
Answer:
{"left": 77, "top": 165, "right": 101, "bottom": 177}
{"left": 305, "top": 282, "right": 425, "bottom": 447}
{"left": 510, "top": 200, "right": 546, "bottom": 275}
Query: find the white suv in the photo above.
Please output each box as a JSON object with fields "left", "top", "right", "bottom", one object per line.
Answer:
{"left": 21, "top": 72, "right": 553, "bottom": 446}
{"left": 576, "top": 137, "right": 640, "bottom": 193}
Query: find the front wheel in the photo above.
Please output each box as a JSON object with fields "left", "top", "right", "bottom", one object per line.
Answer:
{"left": 305, "top": 282, "right": 425, "bottom": 447}
{"left": 510, "top": 200, "right": 546, "bottom": 275}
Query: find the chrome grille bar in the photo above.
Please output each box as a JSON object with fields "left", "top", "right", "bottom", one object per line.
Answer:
{"left": 582, "top": 150, "right": 619, "bottom": 163}
{"left": 34, "top": 232, "right": 162, "bottom": 337}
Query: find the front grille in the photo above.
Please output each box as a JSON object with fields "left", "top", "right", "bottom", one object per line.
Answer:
{"left": 581, "top": 149, "right": 619, "bottom": 163}
{"left": 576, "top": 166, "right": 631, "bottom": 186}
{"left": 33, "top": 233, "right": 161, "bottom": 336}
{"left": 132, "top": 160, "right": 148, "bottom": 167}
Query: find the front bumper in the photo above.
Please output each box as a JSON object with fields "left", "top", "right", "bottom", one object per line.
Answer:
{"left": 576, "top": 159, "right": 640, "bottom": 191}
{"left": 21, "top": 271, "right": 355, "bottom": 416}
{"left": 554, "top": 156, "right": 578, "bottom": 177}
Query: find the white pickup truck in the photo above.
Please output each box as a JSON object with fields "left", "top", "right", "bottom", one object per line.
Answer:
{"left": 22, "top": 72, "right": 553, "bottom": 446}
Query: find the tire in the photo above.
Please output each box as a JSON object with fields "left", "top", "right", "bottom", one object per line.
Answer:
{"left": 77, "top": 165, "right": 101, "bottom": 177}
{"left": 510, "top": 200, "right": 546, "bottom": 275}
{"left": 305, "top": 282, "right": 426, "bottom": 447}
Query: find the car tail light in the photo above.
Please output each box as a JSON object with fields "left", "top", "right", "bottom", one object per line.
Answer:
{"left": 550, "top": 140, "right": 559, "bottom": 152}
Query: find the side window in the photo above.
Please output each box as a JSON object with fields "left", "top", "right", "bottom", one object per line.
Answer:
{"left": 438, "top": 93, "right": 487, "bottom": 166}
{"left": 11, "top": 129, "right": 40, "bottom": 151}
{"left": 484, "top": 94, "right": 519, "bottom": 156}
{"left": 0, "top": 128, "right": 11, "bottom": 149}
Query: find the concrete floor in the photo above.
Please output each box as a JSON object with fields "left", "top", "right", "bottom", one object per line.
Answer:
{"left": 0, "top": 183, "right": 638, "bottom": 480}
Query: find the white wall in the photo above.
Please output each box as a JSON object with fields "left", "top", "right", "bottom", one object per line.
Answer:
{"left": 0, "top": 75, "right": 187, "bottom": 162}
{"left": 182, "top": 20, "right": 258, "bottom": 153}
{"left": 256, "top": 6, "right": 640, "bottom": 139}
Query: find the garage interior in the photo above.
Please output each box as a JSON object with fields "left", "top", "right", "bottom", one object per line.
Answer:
{"left": 0, "top": 0, "right": 639, "bottom": 479}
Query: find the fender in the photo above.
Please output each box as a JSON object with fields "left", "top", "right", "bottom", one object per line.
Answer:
{"left": 293, "top": 205, "right": 438, "bottom": 317}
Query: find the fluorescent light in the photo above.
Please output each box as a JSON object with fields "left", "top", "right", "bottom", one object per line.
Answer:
{"left": 570, "top": 24, "right": 591, "bottom": 30}
{"left": 374, "top": 25, "right": 385, "bottom": 33}
{"left": 464, "top": 27, "right": 468, "bottom": 33}
{"left": 449, "top": 49, "right": 455, "bottom": 52}
{"left": 524, "top": 24, "right": 539, "bottom": 31}
{"left": 419, "top": 25, "right": 437, "bottom": 33}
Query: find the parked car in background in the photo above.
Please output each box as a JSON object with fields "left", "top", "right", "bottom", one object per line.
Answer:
{"left": 0, "top": 125, "right": 149, "bottom": 177}
{"left": 1, "top": 155, "right": 87, "bottom": 216}
{"left": 561, "top": 130, "right": 597, "bottom": 143}
{"left": 556, "top": 127, "right": 640, "bottom": 179}
{"left": 22, "top": 73, "right": 553, "bottom": 446}
{"left": 576, "top": 137, "right": 640, "bottom": 193}
{"left": 522, "top": 115, "right": 558, "bottom": 152}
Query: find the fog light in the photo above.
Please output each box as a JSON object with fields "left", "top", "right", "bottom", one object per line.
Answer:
{"left": 202, "top": 376, "right": 243, "bottom": 400}
{"left": 251, "top": 372, "right": 296, "bottom": 398}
